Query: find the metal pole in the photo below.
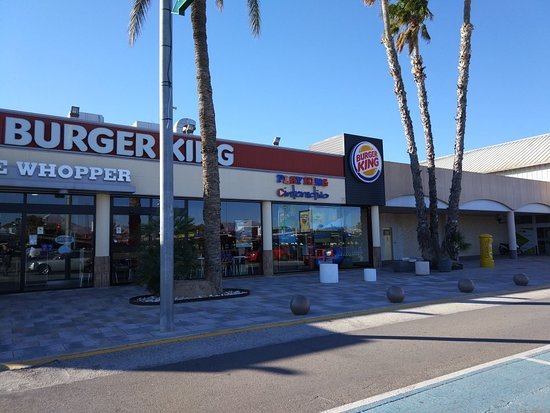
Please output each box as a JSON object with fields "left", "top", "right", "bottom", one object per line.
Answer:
{"left": 159, "top": 0, "right": 174, "bottom": 332}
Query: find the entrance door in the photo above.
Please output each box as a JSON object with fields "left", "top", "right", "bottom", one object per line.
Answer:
{"left": 382, "top": 228, "right": 393, "bottom": 261}
{"left": 0, "top": 212, "right": 22, "bottom": 293}
{"left": 24, "top": 213, "right": 94, "bottom": 291}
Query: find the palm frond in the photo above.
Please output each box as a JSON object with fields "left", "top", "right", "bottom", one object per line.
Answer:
{"left": 248, "top": 0, "right": 261, "bottom": 37}
{"left": 387, "top": 0, "right": 433, "bottom": 56}
{"left": 363, "top": 0, "right": 376, "bottom": 6}
{"left": 420, "top": 24, "right": 431, "bottom": 42}
{"left": 128, "top": 0, "right": 151, "bottom": 46}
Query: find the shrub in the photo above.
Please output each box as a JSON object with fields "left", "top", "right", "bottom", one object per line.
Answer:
{"left": 135, "top": 215, "right": 198, "bottom": 295}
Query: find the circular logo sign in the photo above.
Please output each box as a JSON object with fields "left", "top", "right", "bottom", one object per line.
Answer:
{"left": 350, "top": 141, "right": 382, "bottom": 183}
{"left": 54, "top": 235, "right": 74, "bottom": 244}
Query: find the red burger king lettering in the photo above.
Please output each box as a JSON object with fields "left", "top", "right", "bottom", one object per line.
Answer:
{"left": 350, "top": 142, "right": 382, "bottom": 183}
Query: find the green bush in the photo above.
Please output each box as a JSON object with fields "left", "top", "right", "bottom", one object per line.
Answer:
{"left": 135, "top": 215, "right": 198, "bottom": 295}
{"left": 454, "top": 231, "right": 471, "bottom": 253}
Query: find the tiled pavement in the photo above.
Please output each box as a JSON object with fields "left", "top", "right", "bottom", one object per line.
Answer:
{"left": 1, "top": 256, "right": 549, "bottom": 364}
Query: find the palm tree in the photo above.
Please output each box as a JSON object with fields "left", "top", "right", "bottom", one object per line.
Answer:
{"left": 129, "top": 0, "right": 261, "bottom": 295}
{"left": 388, "top": 0, "right": 440, "bottom": 263}
{"left": 365, "top": 0, "right": 431, "bottom": 259}
{"left": 443, "top": 0, "right": 473, "bottom": 259}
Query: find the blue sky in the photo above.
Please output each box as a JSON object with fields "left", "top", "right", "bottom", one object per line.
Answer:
{"left": 1, "top": 1, "right": 549, "bottom": 163}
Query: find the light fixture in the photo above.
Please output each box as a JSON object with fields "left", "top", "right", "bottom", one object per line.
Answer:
{"left": 273, "top": 136, "right": 281, "bottom": 146}
{"left": 70, "top": 106, "right": 80, "bottom": 118}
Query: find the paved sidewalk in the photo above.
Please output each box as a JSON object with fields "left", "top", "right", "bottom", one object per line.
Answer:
{"left": 1, "top": 256, "right": 549, "bottom": 365}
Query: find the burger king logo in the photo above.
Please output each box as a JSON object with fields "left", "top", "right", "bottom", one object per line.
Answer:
{"left": 350, "top": 141, "right": 382, "bottom": 183}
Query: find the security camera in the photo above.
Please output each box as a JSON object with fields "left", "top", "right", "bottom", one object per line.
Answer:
{"left": 273, "top": 136, "right": 281, "bottom": 146}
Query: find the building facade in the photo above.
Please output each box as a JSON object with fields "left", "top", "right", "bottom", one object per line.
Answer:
{"left": 1, "top": 108, "right": 549, "bottom": 294}
{"left": 0, "top": 109, "right": 388, "bottom": 293}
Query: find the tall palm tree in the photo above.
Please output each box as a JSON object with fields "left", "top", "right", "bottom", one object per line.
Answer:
{"left": 129, "top": 0, "right": 261, "bottom": 295}
{"left": 365, "top": 0, "right": 431, "bottom": 259}
{"left": 388, "top": 0, "right": 440, "bottom": 263}
{"left": 443, "top": 0, "right": 473, "bottom": 259}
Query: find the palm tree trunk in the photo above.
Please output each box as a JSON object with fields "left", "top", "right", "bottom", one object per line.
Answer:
{"left": 191, "top": 0, "right": 222, "bottom": 294}
{"left": 411, "top": 49, "right": 439, "bottom": 263}
{"left": 380, "top": 0, "right": 430, "bottom": 258}
{"left": 444, "top": 0, "right": 473, "bottom": 259}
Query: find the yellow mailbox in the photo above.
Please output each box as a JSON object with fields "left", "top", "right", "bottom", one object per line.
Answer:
{"left": 479, "top": 234, "right": 495, "bottom": 268}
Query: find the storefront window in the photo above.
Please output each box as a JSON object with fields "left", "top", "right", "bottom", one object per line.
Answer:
{"left": 0, "top": 212, "right": 22, "bottom": 293}
{"left": 110, "top": 197, "right": 262, "bottom": 284}
{"left": 272, "top": 204, "right": 367, "bottom": 273}
{"left": 221, "top": 201, "right": 262, "bottom": 276}
{"left": 71, "top": 195, "right": 95, "bottom": 206}
{"left": 0, "top": 193, "right": 95, "bottom": 293}
{"left": 0, "top": 192, "right": 24, "bottom": 204}
{"left": 27, "top": 193, "right": 69, "bottom": 205}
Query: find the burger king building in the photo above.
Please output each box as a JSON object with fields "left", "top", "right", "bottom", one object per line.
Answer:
{"left": 1, "top": 108, "right": 549, "bottom": 294}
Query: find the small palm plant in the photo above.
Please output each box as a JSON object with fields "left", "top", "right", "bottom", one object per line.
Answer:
{"left": 135, "top": 215, "right": 198, "bottom": 295}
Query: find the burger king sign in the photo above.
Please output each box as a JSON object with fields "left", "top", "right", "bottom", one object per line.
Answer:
{"left": 350, "top": 141, "right": 382, "bottom": 184}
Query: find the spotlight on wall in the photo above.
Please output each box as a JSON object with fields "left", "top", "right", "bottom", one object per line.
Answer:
{"left": 70, "top": 106, "right": 80, "bottom": 118}
{"left": 272, "top": 136, "right": 281, "bottom": 146}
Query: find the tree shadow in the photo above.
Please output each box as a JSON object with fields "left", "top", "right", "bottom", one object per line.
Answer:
{"left": 136, "top": 331, "right": 550, "bottom": 375}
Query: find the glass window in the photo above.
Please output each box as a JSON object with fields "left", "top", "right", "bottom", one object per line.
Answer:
{"left": 188, "top": 200, "right": 204, "bottom": 226}
{"left": 0, "top": 212, "right": 22, "bottom": 292}
{"left": 221, "top": 201, "right": 262, "bottom": 276}
{"left": 112, "top": 196, "right": 150, "bottom": 208}
{"left": 110, "top": 198, "right": 264, "bottom": 284}
{"left": 71, "top": 195, "right": 95, "bottom": 206}
{"left": 151, "top": 198, "right": 161, "bottom": 208}
{"left": 272, "top": 204, "right": 366, "bottom": 273}
{"left": 27, "top": 193, "right": 69, "bottom": 205}
{"left": 0, "top": 192, "right": 24, "bottom": 203}
{"left": 516, "top": 215, "right": 533, "bottom": 225}
{"left": 535, "top": 215, "right": 550, "bottom": 224}
{"left": 112, "top": 197, "right": 129, "bottom": 207}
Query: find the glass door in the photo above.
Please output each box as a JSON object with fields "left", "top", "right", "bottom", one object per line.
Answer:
{"left": 24, "top": 213, "right": 94, "bottom": 290}
{"left": 0, "top": 212, "right": 22, "bottom": 293}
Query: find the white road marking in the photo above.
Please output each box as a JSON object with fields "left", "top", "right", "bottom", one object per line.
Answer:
{"left": 323, "top": 344, "right": 550, "bottom": 413}
{"left": 519, "top": 356, "right": 550, "bottom": 366}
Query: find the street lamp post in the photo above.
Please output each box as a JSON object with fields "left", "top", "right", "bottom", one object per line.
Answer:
{"left": 159, "top": 0, "right": 174, "bottom": 332}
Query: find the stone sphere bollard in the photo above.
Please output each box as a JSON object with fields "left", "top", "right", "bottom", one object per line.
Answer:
{"left": 513, "top": 273, "right": 529, "bottom": 286}
{"left": 290, "top": 295, "right": 310, "bottom": 315}
{"left": 387, "top": 286, "right": 405, "bottom": 303}
{"left": 458, "top": 278, "right": 475, "bottom": 293}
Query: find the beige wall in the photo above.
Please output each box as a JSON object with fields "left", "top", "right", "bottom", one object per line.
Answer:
{"left": 385, "top": 161, "right": 550, "bottom": 210}
{"left": 380, "top": 212, "right": 508, "bottom": 260}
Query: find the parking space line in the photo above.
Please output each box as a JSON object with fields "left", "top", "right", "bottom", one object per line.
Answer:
{"left": 323, "top": 344, "right": 550, "bottom": 413}
{"left": 519, "top": 356, "right": 550, "bottom": 366}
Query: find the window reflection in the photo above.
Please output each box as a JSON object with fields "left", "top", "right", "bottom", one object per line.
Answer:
{"left": 110, "top": 197, "right": 263, "bottom": 284}
{"left": 272, "top": 204, "right": 367, "bottom": 273}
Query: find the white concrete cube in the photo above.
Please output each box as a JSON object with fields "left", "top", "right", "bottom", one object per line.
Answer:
{"left": 364, "top": 268, "right": 377, "bottom": 282}
{"left": 415, "top": 261, "right": 430, "bottom": 275}
{"left": 320, "top": 263, "right": 339, "bottom": 283}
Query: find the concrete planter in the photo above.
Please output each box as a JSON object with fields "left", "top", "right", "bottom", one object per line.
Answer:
{"left": 364, "top": 268, "right": 377, "bottom": 282}
{"left": 320, "top": 263, "right": 338, "bottom": 283}
{"left": 415, "top": 261, "right": 430, "bottom": 275}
